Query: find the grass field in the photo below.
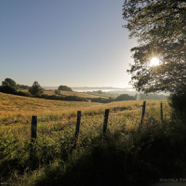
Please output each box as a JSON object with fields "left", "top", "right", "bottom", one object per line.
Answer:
{"left": 1, "top": 92, "right": 186, "bottom": 186}
{"left": 45, "top": 90, "right": 110, "bottom": 98}
{"left": 0, "top": 92, "right": 169, "bottom": 140}
{"left": 20, "top": 89, "right": 109, "bottom": 99}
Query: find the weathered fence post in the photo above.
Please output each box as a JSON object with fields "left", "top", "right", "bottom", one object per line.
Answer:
{"left": 160, "top": 102, "right": 163, "bottom": 122}
{"left": 103, "top": 109, "right": 110, "bottom": 134}
{"left": 31, "top": 116, "right": 37, "bottom": 142}
{"left": 30, "top": 116, "right": 37, "bottom": 168}
{"left": 75, "top": 111, "right": 81, "bottom": 141}
{"left": 141, "top": 101, "right": 146, "bottom": 125}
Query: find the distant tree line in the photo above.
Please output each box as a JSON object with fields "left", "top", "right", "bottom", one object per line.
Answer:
{"left": 17, "top": 84, "right": 30, "bottom": 89}
{"left": 115, "top": 94, "right": 135, "bottom": 101}
{"left": 0, "top": 78, "right": 137, "bottom": 103}
{"left": 87, "top": 89, "right": 167, "bottom": 100}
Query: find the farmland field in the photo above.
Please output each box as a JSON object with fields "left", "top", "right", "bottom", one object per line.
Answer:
{"left": 0, "top": 92, "right": 170, "bottom": 140}
{"left": 1, "top": 92, "right": 185, "bottom": 186}
{"left": 20, "top": 89, "right": 109, "bottom": 98}
{"left": 43, "top": 90, "right": 110, "bottom": 98}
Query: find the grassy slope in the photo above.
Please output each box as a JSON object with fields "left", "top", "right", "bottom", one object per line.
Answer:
{"left": 1, "top": 92, "right": 184, "bottom": 186}
{"left": 0, "top": 92, "right": 101, "bottom": 116}
{"left": 0, "top": 92, "right": 169, "bottom": 138}
{"left": 43, "top": 90, "right": 109, "bottom": 98}
{"left": 20, "top": 89, "right": 108, "bottom": 98}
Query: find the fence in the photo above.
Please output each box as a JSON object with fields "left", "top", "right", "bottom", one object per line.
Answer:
{"left": 31, "top": 101, "right": 164, "bottom": 142}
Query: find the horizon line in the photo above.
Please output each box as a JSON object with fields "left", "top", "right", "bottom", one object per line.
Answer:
{"left": 42, "top": 86, "right": 135, "bottom": 89}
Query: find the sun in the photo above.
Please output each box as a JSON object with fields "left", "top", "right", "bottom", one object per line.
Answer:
{"left": 150, "top": 57, "right": 160, "bottom": 66}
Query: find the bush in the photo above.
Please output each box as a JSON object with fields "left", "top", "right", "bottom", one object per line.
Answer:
{"left": 17, "top": 84, "right": 30, "bottom": 90}
{"left": 0, "top": 85, "right": 17, "bottom": 94}
{"left": 55, "top": 90, "right": 61, "bottom": 95}
{"left": 91, "top": 97, "right": 113, "bottom": 103}
{"left": 47, "top": 95, "right": 58, "bottom": 100}
{"left": 41, "top": 94, "right": 48, "bottom": 99}
{"left": 17, "top": 91, "right": 31, "bottom": 97}
{"left": 169, "top": 88, "right": 186, "bottom": 122}
{"left": 64, "top": 96, "right": 83, "bottom": 101}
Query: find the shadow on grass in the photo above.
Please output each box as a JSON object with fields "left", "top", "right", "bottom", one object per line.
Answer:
{"left": 34, "top": 120, "right": 186, "bottom": 186}
{"left": 0, "top": 135, "right": 76, "bottom": 184}
{"left": 2, "top": 118, "right": 186, "bottom": 186}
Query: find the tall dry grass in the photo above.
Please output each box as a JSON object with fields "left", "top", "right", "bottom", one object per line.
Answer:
{"left": 0, "top": 92, "right": 173, "bottom": 186}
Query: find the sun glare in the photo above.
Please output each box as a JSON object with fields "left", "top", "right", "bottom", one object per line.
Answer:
{"left": 150, "top": 57, "right": 160, "bottom": 66}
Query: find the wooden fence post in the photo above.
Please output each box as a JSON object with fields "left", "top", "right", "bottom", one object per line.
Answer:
{"left": 141, "top": 101, "right": 146, "bottom": 125}
{"left": 31, "top": 116, "right": 37, "bottom": 142}
{"left": 103, "top": 109, "right": 110, "bottom": 134}
{"left": 75, "top": 111, "right": 81, "bottom": 141}
{"left": 30, "top": 116, "right": 37, "bottom": 168}
{"left": 160, "top": 102, "right": 163, "bottom": 122}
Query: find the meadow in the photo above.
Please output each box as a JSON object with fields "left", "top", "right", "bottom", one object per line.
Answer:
{"left": 1, "top": 92, "right": 186, "bottom": 186}
{"left": 20, "top": 89, "right": 109, "bottom": 99}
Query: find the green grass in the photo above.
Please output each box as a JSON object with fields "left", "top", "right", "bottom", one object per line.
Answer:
{"left": 1, "top": 92, "right": 185, "bottom": 186}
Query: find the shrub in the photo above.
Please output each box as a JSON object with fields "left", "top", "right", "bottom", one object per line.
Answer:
{"left": 17, "top": 84, "right": 30, "bottom": 90}
{"left": 17, "top": 91, "right": 31, "bottom": 97}
{"left": 91, "top": 97, "right": 113, "bottom": 103}
{"left": 169, "top": 88, "right": 186, "bottom": 122}
{"left": 55, "top": 90, "right": 61, "bottom": 95}
{"left": 41, "top": 94, "right": 48, "bottom": 99}
{"left": 0, "top": 85, "right": 17, "bottom": 94}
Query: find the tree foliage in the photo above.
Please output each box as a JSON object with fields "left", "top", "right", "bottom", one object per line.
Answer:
{"left": 17, "top": 84, "right": 30, "bottom": 90}
{"left": 169, "top": 87, "right": 186, "bottom": 121}
{"left": 127, "top": 39, "right": 186, "bottom": 93}
{"left": 123, "top": 0, "right": 186, "bottom": 93}
{"left": 123, "top": 0, "right": 186, "bottom": 41}
{"left": 58, "top": 85, "right": 73, "bottom": 92}
{"left": 0, "top": 85, "right": 17, "bottom": 94}
{"left": 115, "top": 94, "right": 135, "bottom": 101}
{"left": 55, "top": 90, "right": 61, "bottom": 95}
{"left": 2, "top": 78, "right": 17, "bottom": 89}
{"left": 29, "top": 81, "right": 44, "bottom": 96}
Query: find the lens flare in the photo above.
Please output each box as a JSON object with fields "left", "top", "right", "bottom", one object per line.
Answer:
{"left": 150, "top": 57, "right": 159, "bottom": 66}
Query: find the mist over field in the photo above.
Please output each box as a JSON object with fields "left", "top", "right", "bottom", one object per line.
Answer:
{"left": 42, "top": 86, "right": 135, "bottom": 92}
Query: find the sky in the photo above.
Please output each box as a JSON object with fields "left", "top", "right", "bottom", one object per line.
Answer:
{"left": 0, "top": 0, "right": 137, "bottom": 88}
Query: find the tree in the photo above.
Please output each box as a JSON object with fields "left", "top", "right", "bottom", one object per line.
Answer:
{"left": 122, "top": 0, "right": 186, "bottom": 41}
{"left": 115, "top": 94, "right": 135, "bottom": 101}
{"left": 127, "top": 39, "right": 186, "bottom": 93}
{"left": 123, "top": 0, "right": 186, "bottom": 121}
{"left": 58, "top": 85, "right": 73, "bottom": 92}
{"left": 2, "top": 78, "right": 17, "bottom": 89}
{"left": 29, "top": 81, "right": 44, "bottom": 96}
{"left": 122, "top": 0, "right": 186, "bottom": 93}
